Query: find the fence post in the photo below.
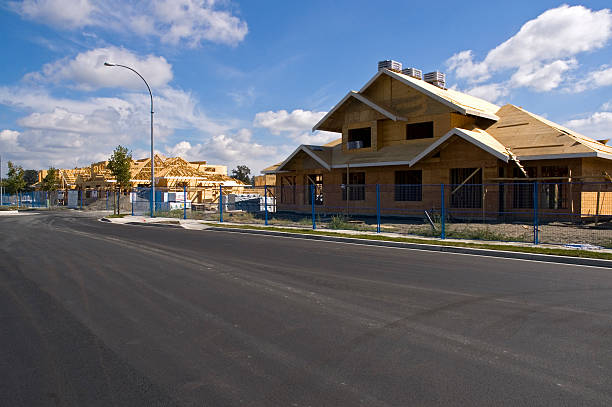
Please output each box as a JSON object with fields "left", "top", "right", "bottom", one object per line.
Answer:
{"left": 376, "top": 184, "right": 381, "bottom": 233}
{"left": 311, "top": 184, "right": 316, "bottom": 230}
{"left": 441, "top": 184, "right": 446, "bottom": 239}
{"left": 131, "top": 189, "right": 134, "bottom": 216}
{"left": 106, "top": 190, "right": 108, "bottom": 210}
{"left": 183, "top": 185, "right": 187, "bottom": 220}
{"left": 264, "top": 185, "right": 268, "bottom": 226}
{"left": 533, "top": 181, "right": 539, "bottom": 245}
{"left": 219, "top": 184, "right": 223, "bottom": 223}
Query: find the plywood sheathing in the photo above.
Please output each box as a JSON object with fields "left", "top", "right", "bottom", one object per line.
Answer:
{"left": 486, "top": 105, "right": 612, "bottom": 159}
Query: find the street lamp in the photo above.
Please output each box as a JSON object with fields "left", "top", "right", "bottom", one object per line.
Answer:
{"left": 104, "top": 62, "right": 156, "bottom": 217}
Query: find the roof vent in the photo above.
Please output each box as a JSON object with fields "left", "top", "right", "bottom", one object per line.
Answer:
{"left": 378, "top": 60, "right": 402, "bottom": 73}
{"left": 401, "top": 67, "right": 422, "bottom": 80}
{"left": 424, "top": 71, "right": 446, "bottom": 88}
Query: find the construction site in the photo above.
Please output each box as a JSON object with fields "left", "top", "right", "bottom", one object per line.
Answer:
{"left": 33, "top": 154, "right": 251, "bottom": 211}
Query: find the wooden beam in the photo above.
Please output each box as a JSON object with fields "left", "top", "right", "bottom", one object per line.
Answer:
{"left": 452, "top": 168, "right": 481, "bottom": 195}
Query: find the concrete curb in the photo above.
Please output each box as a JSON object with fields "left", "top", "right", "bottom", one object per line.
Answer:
{"left": 207, "top": 226, "right": 612, "bottom": 269}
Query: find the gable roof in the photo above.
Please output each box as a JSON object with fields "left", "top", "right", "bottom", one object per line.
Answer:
{"left": 410, "top": 128, "right": 509, "bottom": 166}
{"left": 312, "top": 91, "right": 408, "bottom": 132}
{"left": 313, "top": 69, "right": 500, "bottom": 133}
{"left": 275, "top": 145, "right": 333, "bottom": 172}
{"left": 361, "top": 69, "right": 501, "bottom": 121}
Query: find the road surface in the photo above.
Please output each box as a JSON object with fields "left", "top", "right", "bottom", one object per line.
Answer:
{"left": 1, "top": 211, "right": 612, "bottom": 406}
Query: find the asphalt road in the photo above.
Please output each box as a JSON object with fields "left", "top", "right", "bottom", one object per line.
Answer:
{"left": 1, "top": 211, "right": 612, "bottom": 406}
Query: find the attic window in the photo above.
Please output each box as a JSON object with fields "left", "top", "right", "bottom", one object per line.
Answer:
{"left": 406, "top": 121, "right": 434, "bottom": 140}
{"left": 347, "top": 127, "right": 371, "bottom": 149}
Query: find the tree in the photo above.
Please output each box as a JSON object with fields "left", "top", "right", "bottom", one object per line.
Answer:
{"left": 23, "top": 169, "right": 38, "bottom": 190}
{"left": 231, "top": 165, "right": 252, "bottom": 185}
{"left": 5, "top": 161, "right": 26, "bottom": 195}
{"left": 41, "top": 167, "right": 60, "bottom": 191}
{"left": 107, "top": 145, "right": 132, "bottom": 214}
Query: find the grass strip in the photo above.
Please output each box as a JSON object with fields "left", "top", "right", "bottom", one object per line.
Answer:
{"left": 201, "top": 222, "right": 612, "bottom": 261}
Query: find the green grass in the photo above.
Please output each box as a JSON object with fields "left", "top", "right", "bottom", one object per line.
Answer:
{"left": 445, "top": 226, "right": 530, "bottom": 243}
{"left": 201, "top": 222, "right": 612, "bottom": 261}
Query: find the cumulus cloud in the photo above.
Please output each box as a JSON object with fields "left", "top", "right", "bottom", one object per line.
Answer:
{"left": 152, "top": 0, "right": 248, "bottom": 46}
{"left": 0, "top": 80, "right": 235, "bottom": 169}
{"left": 447, "top": 5, "right": 612, "bottom": 92}
{"left": 509, "top": 59, "right": 578, "bottom": 92}
{"left": 164, "top": 130, "right": 290, "bottom": 174}
{"left": 564, "top": 110, "right": 612, "bottom": 141}
{"left": 15, "top": 0, "right": 95, "bottom": 29}
{"left": 25, "top": 46, "right": 173, "bottom": 91}
{"left": 0, "top": 129, "right": 21, "bottom": 149}
{"left": 570, "top": 65, "right": 612, "bottom": 92}
{"left": 253, "top": 109, "right": 338, "bottom": 145}
{"left": 12, "top": 0, "right": 248, "bottom": 47}
{"left": 462, "top": 82, "right": 509, "bottom": 104}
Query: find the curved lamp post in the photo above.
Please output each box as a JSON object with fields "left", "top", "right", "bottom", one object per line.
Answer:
{"left": 104, "top": 62, "right": 155, "bottom": 217}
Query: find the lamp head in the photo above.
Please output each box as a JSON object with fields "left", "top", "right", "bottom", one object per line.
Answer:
{"left": 104, "top": 62, "right": 115, "bottom": 66}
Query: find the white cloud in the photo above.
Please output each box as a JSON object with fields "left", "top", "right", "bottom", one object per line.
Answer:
{"left": 26, "top": 46, "right": 173, "bottom": 91}
{"left": 0, "top": 129, "right": 21, "bottom": 150}
{"left": 16, "top": 0, "right": 95, "bottom": 29}
{"left": 152, "top": 0, "right": 248, "bottom": 47}
{"left": 165, "top": 130, "right": 290, "bottom": 174}
{"left": 0, "top": 81, "right": 234, "bottom": 170}
{"left": 463, "top": 82, "right": 509, "bottom": 104}
{"left": 12, "top": 0, "right": 248, "bottom": 47}
{"left": 509, "top": 59, "right": 577, "bottom": 92}
{"left": 447, "top": 5, "right": 612, "bottom": 91}
{"left": 564, "top": 111, "right": 612, "bottom": 141}
{"left": 446, "top": 50, "right": 490, "bottom": 83}
{"left": 253, "top": 109, "right": 338, "bottom": 145}
{"left": 571, "top": 65, "right": 612, "bottom": 92}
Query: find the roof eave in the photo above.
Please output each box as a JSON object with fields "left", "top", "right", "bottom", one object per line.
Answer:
{"left": 516, "top": 152, "right": 612, "bottom": 161}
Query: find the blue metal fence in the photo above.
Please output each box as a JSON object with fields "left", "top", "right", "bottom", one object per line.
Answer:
{"left": 7, "top": 182, "right": 611, "bottom": 247}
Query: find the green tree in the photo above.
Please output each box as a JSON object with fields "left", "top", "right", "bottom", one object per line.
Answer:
{"left": 41, "top": 167, "right": 60, "bottom": 191}
{"left": 231, "top": 165, "right": 252, "bottom": 185}
{"left": 107, "top": 145, "right": 132, "bottom": 214}
{"left": 5, "top": 161, "right": 26, "bottom": 195}
{"left": 23, "top": 169, "right": 38, "bottom": 190}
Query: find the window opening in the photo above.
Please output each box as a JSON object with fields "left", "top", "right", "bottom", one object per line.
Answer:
{"left": 395, "top": 170, "right": 422, "bottom": 201}
{"left": 342, "top": 172, "right": 365, "bottom": 201}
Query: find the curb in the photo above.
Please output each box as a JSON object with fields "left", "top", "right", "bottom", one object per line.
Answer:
{"left": 207, "top": 226, "right": 612, "bottom": 268}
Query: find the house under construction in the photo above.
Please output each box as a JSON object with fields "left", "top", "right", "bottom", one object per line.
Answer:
{"left": 37, "top": 154, "right": 246, "bottom": 205}
{"left": 264, "top": 60, "right": 612, "bottom": 218}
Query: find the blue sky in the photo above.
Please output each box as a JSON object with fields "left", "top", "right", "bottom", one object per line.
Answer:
{"left": 0, "top": 1, "right": 611, "bottom": 174}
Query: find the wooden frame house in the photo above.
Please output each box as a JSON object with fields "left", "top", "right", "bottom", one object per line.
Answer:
{"left": 266, "top": 66, "right": 612, "bottom": 217}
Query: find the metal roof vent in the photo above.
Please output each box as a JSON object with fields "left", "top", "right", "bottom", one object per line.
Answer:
{"left": 401, "top": 67, "right": 422, "bottom": 80}
{"left": 378, "top": 60, "right": 402, "bottom": 73}
{"left": 424, "top": 71, "right": 446, "bottom": 88}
